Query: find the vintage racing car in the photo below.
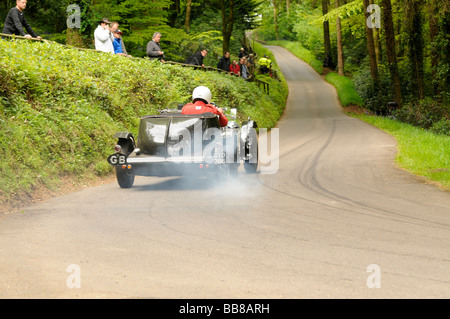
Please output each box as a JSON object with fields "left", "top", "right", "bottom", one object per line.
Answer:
{"left": 107, "top": 105, "right": 258, "bottom": 188}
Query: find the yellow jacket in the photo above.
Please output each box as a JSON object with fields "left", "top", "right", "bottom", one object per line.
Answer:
{"left": 259, "top": 57, "right": 271, "bottom": 67}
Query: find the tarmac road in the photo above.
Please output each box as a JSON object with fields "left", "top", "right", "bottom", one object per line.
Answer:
{"left": 0, "top": 45, "right": 449, "bottom": 299}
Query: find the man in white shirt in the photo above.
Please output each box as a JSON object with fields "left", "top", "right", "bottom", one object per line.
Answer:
{"left": 94, "top": 18, "right": 114, "bottom": 54}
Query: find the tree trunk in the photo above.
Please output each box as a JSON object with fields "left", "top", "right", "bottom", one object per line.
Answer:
{"left": 428, "top": 0, "right": 439, "bottom": 95}
{"left": 66, "top": 1, "right": 84, "bottom": 48}
{"left": 428, "top": 0, "right": 450, "bottom": 97}
{"left": 66, "top": 28, "right": 84, "bottom": 47}
{"left": 442, "top": 13, "right": 450, "bottom": 97}
{"left": 369, "top": 0, "right": 382, "bottom": 64}
{"left": 405, "top": 0, "right": 425, "bottom": 100}
{"left": 363, "top": 0, "right": 379, "bottom": 84}
{"left": 168, "top": 0, "right": 180, "bottom": 27}
{"left": 185, "top": 0, "right": 192, "bottom": 32}
{"left": 381, "top": 0, "right": 402, "bottom": 106}
{"left": 322, "top": 0, "right": 332, "bottom": 68}
{"left": 221, "top": 0, "right": 234, "bottom": 54}
{"left": 286, "top": 0, "right": 290, "bottom": 16}
{"left": 373, "top": 26, "right": 382, "bottom": 65}
{"left": 335, "top": 0, "right": 344, "bottom": 75}
{"left": 273, "top": 0, "right": 279, "bottom": 41}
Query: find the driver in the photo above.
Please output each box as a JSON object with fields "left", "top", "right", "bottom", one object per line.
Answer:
{"left": 181, "top": 86, "right": 228, "bottom": 127}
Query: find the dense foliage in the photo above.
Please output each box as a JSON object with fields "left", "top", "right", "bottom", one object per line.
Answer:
{"left": 0, "top": 39, "right": 286, "bottom": 204}
{"left": 0, "top": 0, "right": 262, "bottom": 62}
{"left": 256, "top": 0, "right": 449, "bottom": 132}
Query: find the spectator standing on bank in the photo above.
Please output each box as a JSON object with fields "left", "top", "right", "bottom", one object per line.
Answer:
{"left": 247, "top": 53, "right": 256, "bottom": 78}
{"left": 2, "top": 0, "right": 41, "bottom": 40}
{"left": 110, "top": 22, "right": 129, "bottom": 56}
{"left": 240, "top": 58, "right": 249, "bottom": 80}
{"left": 217, "top": 52, "right": 230, "bottom": 72}
{"left": 229, "top": 60, "right": 240, "bottom": 75}
{"left": 112, "top": 30, "right": 130, "bottom": 57}
{"left": 238, "top": 47, "right": 247, "bottom": 59}
{"left": 147, "top": 32, "right": 166, "bottom": 62}
{"left": 94, "top": 18, "right": 114, "bottom": 54}
{"left": 110, "top": 21, "right": 119, "bottom": 33}
{"left": 185, "top": 49, "right": 208, "bottom": 67}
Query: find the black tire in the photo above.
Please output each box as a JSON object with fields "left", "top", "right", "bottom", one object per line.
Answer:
{"left": 116, "top": 167, "right": 135, "bottom": 188}
{"left": 244, "top": 129, "right": 258, "bottom": 174}
{"left": 116, "top": 138, "right": 135, "bottom": 188}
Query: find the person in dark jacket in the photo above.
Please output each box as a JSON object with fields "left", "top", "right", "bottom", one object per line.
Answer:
{"left": 238, "top": 47, "right": 247, "bottom": 59}
{"left": 146, "top": 32, "right": 165, "bottom": 62}
{"left": 2, "top": 0, "right": 41, "bottom": 40}
{"left": 217, "top": 52, "right": 230, "bottom": 72}
{"left": 185, "top": 49, "right": 208, "bottom": 67}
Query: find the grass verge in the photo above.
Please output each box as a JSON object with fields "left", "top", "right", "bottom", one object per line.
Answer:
{"left": 253, "top": 41, "right": 289, "bottom": 102}
{"left": 350, "top": 113, "right": 450, "bottom": 190}
{"left": 325, "top": 72, "right": 364, "bottom": 107}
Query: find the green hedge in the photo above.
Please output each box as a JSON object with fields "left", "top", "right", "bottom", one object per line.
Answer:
{"left": 0, "top": 39, "right": 287, "bottom": 203}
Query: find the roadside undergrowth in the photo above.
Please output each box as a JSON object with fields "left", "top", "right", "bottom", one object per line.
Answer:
{"left": 0, "top": 39, "right": 287, "bottom": 211}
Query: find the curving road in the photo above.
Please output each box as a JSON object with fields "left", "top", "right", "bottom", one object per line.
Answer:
{"left": 1, "top": 45, "right": 449, "bottom": 298}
